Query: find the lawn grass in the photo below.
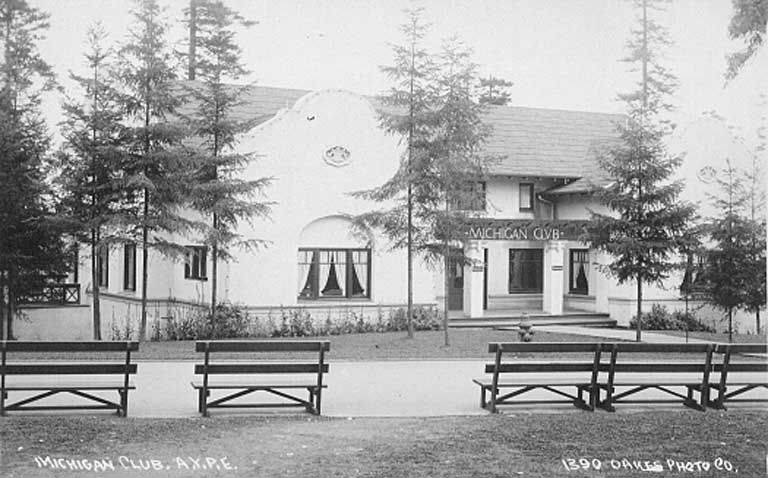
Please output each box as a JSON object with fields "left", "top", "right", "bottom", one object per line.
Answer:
{"left": 10, "top": 329, "right": 606, "bottom": 361}
{"left": 649, "top": 329, "right": 768, "bottom": 344}
{"left": 1, "top": 411, "right": 766, "bottom": 477}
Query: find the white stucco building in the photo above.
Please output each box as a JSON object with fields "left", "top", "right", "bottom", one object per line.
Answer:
{"left": 17, "top": 85, "right": 757, "bottom": 339}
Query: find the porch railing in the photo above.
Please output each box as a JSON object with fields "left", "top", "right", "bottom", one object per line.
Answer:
{"left": 17, "top": 283, "right": 81, "bottom": 305}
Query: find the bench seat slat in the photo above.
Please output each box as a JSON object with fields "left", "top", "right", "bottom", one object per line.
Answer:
{"left": 1, "top": 364, "right": 137, "bottom": 375}
{"left": 473, "top": 378, "right": 593, "bottom": 387}
{"left": 488, "top": 363, "right": 597, "bottom": 374}
{"left": 604, "top": 363, "right": 708, "bottom": 373}
{"left": 5, "top": 382, "right": 135, "bottom": 391}
{"left": 196, "top": 341, "right": 330, "bottom": 353}
{"left": 195, "top": 363, "right": 328, "bottom": 375}
{"left": 191, "top": 380, "right": 325, "bottom": 389}
{"left": 713, "top": 363, "right": 768, "bottom": 373}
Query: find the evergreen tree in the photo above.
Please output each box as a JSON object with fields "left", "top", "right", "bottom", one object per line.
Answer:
{"left": 57, "top": 24, "right": 128, "bottom": 340}
{"left": 584, "top": 0, "right": 695, "bottom": 341}
{"left": 741, "top": 123, "right": 766, "bottom": 333}
{"left": 116, "top": 0, "right": 198, "bottom": 340}
{"left": 0, "top": 0, "right": 69, "bottom": 340}
{"left": 702, "top": 161, "right": 751, "bottom": 342}
{"left": 424, "top": 36, "right": 492, "bottom": 346}
{"left": 352, "top": 7, "right": 437, "bottom": 338}
{"left": 181, "top": 0, "right": 271, "bottom": 314}
{"left": 726, "top": 0, "right": 767, "bottom": 80}
{"left": 477, "top": 75, "right": 513, "bottom": 105}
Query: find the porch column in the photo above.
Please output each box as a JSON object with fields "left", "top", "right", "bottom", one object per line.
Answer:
{"left": 464, "top": 241, "right": 485, "bottom": 318}
{"left": 593, "top": 250, "right": 610, "bottom": 314}
{"left": 543, "top": 241, "right": 565, "bottom": 315}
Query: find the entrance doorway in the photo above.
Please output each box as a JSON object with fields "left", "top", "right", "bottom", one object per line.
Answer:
{"left": 447, "top": 249, "right": 464, "bottom": 311}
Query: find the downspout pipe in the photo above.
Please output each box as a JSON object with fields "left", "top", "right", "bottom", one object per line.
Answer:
{"left": 536, "top": 193, "right": 556, "bottom": 220}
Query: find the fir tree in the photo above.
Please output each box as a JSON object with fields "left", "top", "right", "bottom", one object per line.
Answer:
{"left": 584, "top": 0, "right": 695, "bottom": 341}
{"left": 0, "top": 0, "right": 69, "bottom": 340}
{"left": 57, "top": 24, "right": 129, "bottom": 340}
{"left": 116, "top": 0, "right": 198, "bottom": 340}
{"left": 181, "top": 0, "right": 272, "bottom": 314}
{"left": 477, "top": 75, "right": 513, "bottom": 105}
{"left": 352, "top": 7, "right": 437, "bottom": 338}
{"left": 702, "top": 161, "right": 751, "bottom": 342}
{"left": 424, "top": 36, "right": 492, "bottom": 346}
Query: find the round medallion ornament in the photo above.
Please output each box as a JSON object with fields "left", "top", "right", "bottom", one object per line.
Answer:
{"left": 323, "top": 146, "right": 351, "bottom": 167}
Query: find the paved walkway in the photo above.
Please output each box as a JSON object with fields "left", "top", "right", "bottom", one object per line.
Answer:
{"left": 537, "top": 325, "right": 709, "bottom": 343}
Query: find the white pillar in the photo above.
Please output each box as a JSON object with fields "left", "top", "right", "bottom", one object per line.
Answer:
{"left": 464, "top": 242, "right": 485, "bottom": 318}
{"left": 543, "top": 241, "right": 565, "bottom": 315}
{"left": 593, "top": 250, "right": 610, "bottom": 314}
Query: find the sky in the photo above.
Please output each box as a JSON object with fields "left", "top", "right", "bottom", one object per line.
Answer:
{"left": 31, "top": 0, "right": 767, "bottom": 211}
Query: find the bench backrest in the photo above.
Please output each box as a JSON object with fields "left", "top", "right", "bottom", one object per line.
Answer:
{"left": 194, "top": 340, "right": 330, "bottom": 376}
{"left": 599, "top": 343, "right": 715, "bottom": 385}
{"left": 485, "top": 342, "right": 604, "bottom": 380}
{"left": 0, "top": 341, "right": 139, "bottom": 384}
{"left": 712, "top": 343, "right": 768, "bottom": 375}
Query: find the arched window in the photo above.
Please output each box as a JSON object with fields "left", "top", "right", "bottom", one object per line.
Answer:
{"left": 297, "top": 216, "right": 371, "bottom": 300}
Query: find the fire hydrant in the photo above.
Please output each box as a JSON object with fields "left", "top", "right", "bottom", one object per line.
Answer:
{"left": 518, "top": 313, "right": 534, "bottom": 342}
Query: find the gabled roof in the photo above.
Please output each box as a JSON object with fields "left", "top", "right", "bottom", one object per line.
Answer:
{"left": 200, "top": 84, "right": 624, "bottom": 181}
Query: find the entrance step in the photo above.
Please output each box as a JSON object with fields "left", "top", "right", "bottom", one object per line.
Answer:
{"left": 448, "top": 313, "right": 616, "bottom": 329}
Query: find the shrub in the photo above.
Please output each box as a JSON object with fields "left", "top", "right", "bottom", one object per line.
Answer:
{"left": 163, "top": 303, "right": 250, "bottom": 340}
{"left": 629, "top": 304, "right": 715, "bottom": 332}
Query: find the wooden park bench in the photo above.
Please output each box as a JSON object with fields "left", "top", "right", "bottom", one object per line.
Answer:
{"left": 597, "top": 342, "right": 715, "bottom": 412}
{"left": 0, "top": 341, "right": 138, "bottom": 416}
{"left": 709, "top": 343, "right": 768, "bottom": 410}
{"left": 192, "top": 340, "right": 329, "bottom": 417}
{"left": 473, "top": 342, "right": 603, "bottom": 413}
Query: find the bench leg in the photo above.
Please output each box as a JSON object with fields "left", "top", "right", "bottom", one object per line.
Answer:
{"left": 199, "top": 389, "right": 209, "bottom": 417}
{"left": 306, "top": 389, "right": 315, "bottom": 414}
{"left": 119, "top": 390, "right": 128, "bottom": 417}
{"left": 480, "top": 386, "right": 487, "bottom": 409}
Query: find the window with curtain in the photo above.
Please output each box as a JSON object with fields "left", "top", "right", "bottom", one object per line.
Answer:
{"left": 123, "top": 243, "right": 136, "bottom": 291}
{"left": 508, "top": 248, "right": 543, "bottom": 293}
{"left": 184, "top": 246, "right": 207, "bottom": 280}
{"left": 569, "top": 249, "right": 589, "bottom": 295}
{"left": 298, "top": 248, "right": 370, "bottom": 300}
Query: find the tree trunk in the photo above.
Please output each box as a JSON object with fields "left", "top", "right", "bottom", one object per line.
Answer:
{"left": 407, "top": 186, "right": 413, "bottom": 339}
{"left": 139, "top": 192, "right": 149, "bottom": 342}
{"left": 0, "top": 270, "right": 6, "bottom": 341}
{"left": 443, "top": 242, "right": 450, "bottom": 347}
{"left": 728, "top": 307, "right": 733, "bottom": 343}
{"left": 90, "top": 229, "right": 102, "bottom": 340}
{"left": 188, "top": 0, "right": 197, "bottom": 80}
{"left": 211, "top": 240, "right": 218, "bottom": 314}
{"left": 6, "top": 269, "right": 14, "bottom": 340}
{"left": 755, "top": 309, "right": 761, "bottom": 335}
{"left": 636, "top": 277, "right": 643, "bottom": 342}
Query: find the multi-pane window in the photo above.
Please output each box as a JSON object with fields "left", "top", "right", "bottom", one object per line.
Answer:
{"left": 123, "top": 243, "right": 136, "bottom": 291}
{"left": 97, "top": 245, "right": 109, "bottom": 288}
{"left": 508, "top": 249, "right": 543, "bottom": 293}
{"left": 569, "top": 249, "right": 589, "bottom": 295}
{"left": 519, "top": 182, "right": 534, "bottom": 211}
{"left": 298, "top": 248, "right": 370, "bottom": 300}
{"left": 184, "top": 246, "right": 208, "bottom": 280}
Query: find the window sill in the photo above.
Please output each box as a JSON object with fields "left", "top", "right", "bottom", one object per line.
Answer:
{"left": 566, "top": 292, "right": 594, "bottom": 299}
{"left": 297, "top": 297, "right": 372, "bottom": 303}
{"left": 185, "top": 277, "right": 208, "bottom": 282}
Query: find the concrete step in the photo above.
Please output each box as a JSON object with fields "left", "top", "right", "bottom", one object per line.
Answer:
{"left": 448, "top": 313, "right": 616, "bottom": 329}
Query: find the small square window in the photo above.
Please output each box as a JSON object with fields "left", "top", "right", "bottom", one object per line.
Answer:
{"left": 185, "top": 246, "right": 208, "bottom": 281}
{"left": 519, "top": 183, "right": 534, "bottom": 211}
